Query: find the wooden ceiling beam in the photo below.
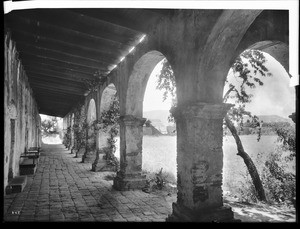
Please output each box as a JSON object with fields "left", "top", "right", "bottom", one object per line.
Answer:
{"left": 11, "top": 9, "right": 138, "bottom": 45}
{"left": 6, "top": 14, "right": 129, "bottom": 53}
{"left": 17, "top": 43, "right": 110, "bottom": 69}
{"left": 33, "top": 87, "right": 84, "bottom": 101}
{"left": 28, "top": 74, "right": 86, "bottom": 89}
{"left": 23, "top": 62, "right": 96, "bottom": 80}
{"left": 24, "top": 66, "right": 95, "bottom": 82}
{"left": 20, "top": 53, "right": 105, "bottom": 75}
{"left": 30, "top": 82, "right": 86, "bottom": 95}
{"left": 70, "top": 9, "right": 152, "bottom": 34}
{"left": 11, "top": 30, "right": 117, "bottom": 63}
{"left": 29, "top": 77, "right": 86, "bottom": 91}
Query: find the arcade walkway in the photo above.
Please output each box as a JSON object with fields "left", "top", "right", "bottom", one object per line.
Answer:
{"left": 3, "top": 144, "right": 172, "bottom": 222}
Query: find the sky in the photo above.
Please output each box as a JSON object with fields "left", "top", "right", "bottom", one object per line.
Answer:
{"left": 143, "top": 52, "right": 296, "bottom": 119}
{"left": 143, "top": 60, "right": 173, "bottom": 112}
{"left": 225, "top": 52, "right": 295, "bottom": 118}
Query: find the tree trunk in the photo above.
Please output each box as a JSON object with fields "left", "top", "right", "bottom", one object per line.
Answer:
{"left": 225, "top": 115, "right": 267, "bottom": 202}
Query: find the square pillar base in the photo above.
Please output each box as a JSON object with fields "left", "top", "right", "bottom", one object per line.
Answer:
{"left": 92, "top": 161, "right": 117, "bottom": 172}
{"left": 166, "top": 202, "right": 240, "bottom": 222}
{"left": 82, "top": 153, "right": 95, "bottom": 163}
{"left": 113, "top": 173, "right": 147, "bottom": 191}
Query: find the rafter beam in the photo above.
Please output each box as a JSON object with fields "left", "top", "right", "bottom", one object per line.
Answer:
{"left": 6, "top": 14, "right": 129, "bottom": 54}
{"left": 30, "top": 82, "right": 85, "bottom": 95}
{"left": 17, "top": 43, "right": 110, "bottom": 69}
{"left": 23, "top": 62, "right": 96, "bottom": 81}
{"left": 11, "top": 9, "right": 139, "bottom": 45}
{"left": 20, "top": 53, "right": 102, "bottom": 75}
{"left": 11, "top": 30, "right": 117, "bottom": 63}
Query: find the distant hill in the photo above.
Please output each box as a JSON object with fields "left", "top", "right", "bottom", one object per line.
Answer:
{"left": 257, "top": 115, "right": 293, "bottom": 124}
{"left": 144, "top": 111, "right": 293, "bottom": 127}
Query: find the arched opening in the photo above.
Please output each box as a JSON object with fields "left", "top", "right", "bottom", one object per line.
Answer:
{"left": 142, "top": 58, "right": 177, "bottom": 194}
{"left": 92, "top": 83, "right": 120, "bottom": 172}
{"left": 222, "top": 44, "right": 296, "bottom": 209}
{"left": 113, "top": 50, "right": 177, "bottom": 193}
{"left": 87, "top": 99, "right": 97, "bottom": 124}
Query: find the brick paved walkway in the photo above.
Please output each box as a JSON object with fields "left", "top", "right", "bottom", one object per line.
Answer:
{"left": 3, "top": 144, "right": 173, "bottom": 222}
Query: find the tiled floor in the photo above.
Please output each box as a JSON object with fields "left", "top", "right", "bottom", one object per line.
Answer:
{"left": 3, "top": 144, "right": 173, "bottom": 222}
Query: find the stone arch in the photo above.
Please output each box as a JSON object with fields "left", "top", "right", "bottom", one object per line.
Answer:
{"left": 245, "top": 41, "right": 289, "bottom": 74}
{"left": 87, "top": 99, "right": 96, "bottom": 124}
{"left": 126, "top": 50, "right": 165, "bottom": 117}
{"left": 220, "top": 10, "right": 290, "bottom": 97}
{"left": 198, "top": 10, "right": 289, "bottom": 103}
{"left": 99, "top": 83, "right": 118, "bottom": 115}
{"left": 114, "top": 50, "right": 171, "bottom": 190}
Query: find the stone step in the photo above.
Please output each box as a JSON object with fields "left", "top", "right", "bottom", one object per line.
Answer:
{"left": 6, "top": 175, "right": 27, "bottom": 194}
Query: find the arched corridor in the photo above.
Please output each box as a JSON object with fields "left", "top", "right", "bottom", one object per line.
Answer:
{"left": 3, "top": 4, "right": 297, "bottom": 223}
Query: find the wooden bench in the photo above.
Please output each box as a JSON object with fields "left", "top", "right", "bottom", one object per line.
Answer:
{"left": 6, "top": 176, "right": 27, "bottom": 194}
{"left": 19, "top": 158, "right": 37, "bottom": 175}
{"left": 27, "top": 147, "right": 40, "bottom": 156}
{"left": 20, "top": 147, "right": 40, "bottom": 163}
{"left": 19, "top": 146, "right": 41, "bottom": 175}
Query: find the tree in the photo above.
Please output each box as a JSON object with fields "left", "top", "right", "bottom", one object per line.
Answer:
{"left": 156, "top": 50, "right": 272, "bottom": 202}
{"left": 41, "top": 116, "right": 59, "bottom": 136}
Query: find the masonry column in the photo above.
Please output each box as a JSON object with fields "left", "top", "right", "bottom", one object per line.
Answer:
{"left": 92, "top": 128, "right": 117, "bottom": 172}
{"left": 167, "top": 102, "right": 237, "bottom": 222}
{"left": 113, "top": 115, "right": 146, "bottom": 190}
{"left": 82, "top": 124, "right": 96, "bottom": 163}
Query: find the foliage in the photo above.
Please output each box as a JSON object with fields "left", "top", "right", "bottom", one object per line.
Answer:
{"left": 223, "top": 49, "right": 273, "bottom": 141}
{"left": 274, "top": 122, "right": 296, "bottom": 156}
{"left": 260, "top": 119, "right": 296, "bottom": 206}
{"left": 156, "top": 59, "right": 176, "bottom": 102}
{"left": 73, "top": 121, "right": 88, "bottom": 154}
{"left": 82, "top": 70, "right": 108, "bottom": 93}
{"left": 235, "top": 170, "right": 261, "bottom": 203}
{"left": 63, "top": 126, "right": 72, "bottom": 149}
{"left": 261, "top": 149, "right": 296, "bottom": 206}
{"left": 41, "top": 116, "right": 60, "bottom": 136}
{"left": 92, "top": 95, "right": 120, "bottom": 166}
{"left": 142, "top": 168, "right": 176, "bottom": 193}
{"left": 93, "top": 95, "right": 120, "bottom": 132}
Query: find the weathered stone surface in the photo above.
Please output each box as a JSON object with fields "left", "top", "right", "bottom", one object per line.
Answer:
{"left": 6, "top": 176, "right": 27, "bottom": 194}
{"left": 92, "top": 150, "right": 117, "bottom": 172}
{"left": 167, "top": 202, "right": 237, "bottom": 222}
{"left": 112, "top": 115, "right": 146, "bottom": 190}
{"left": 113, "top": 173, "right": 147, "bottom": 191}
{"left": 4, "top": 33, "right": 41, "bottom": 189}
{"left": 173, "top": 103, "right": 232, "bottom": 212}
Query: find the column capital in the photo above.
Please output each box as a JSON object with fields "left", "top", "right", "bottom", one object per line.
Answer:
{"left": 119, "top": 115, "right": 146, "bottom": 126}
{"left": 171, "top": 102, "right": 233, "bottom": 120}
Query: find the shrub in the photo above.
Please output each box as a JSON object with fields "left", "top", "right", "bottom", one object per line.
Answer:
{"left": 261, "top": 148, "right": 296, "bottom": 206}
{"left": 142, "top": 168, "right": 176, "bottom": 193}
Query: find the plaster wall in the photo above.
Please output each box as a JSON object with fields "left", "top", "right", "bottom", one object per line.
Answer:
{"left": 4, "top": 32, "right": 41, "bottom": 188}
